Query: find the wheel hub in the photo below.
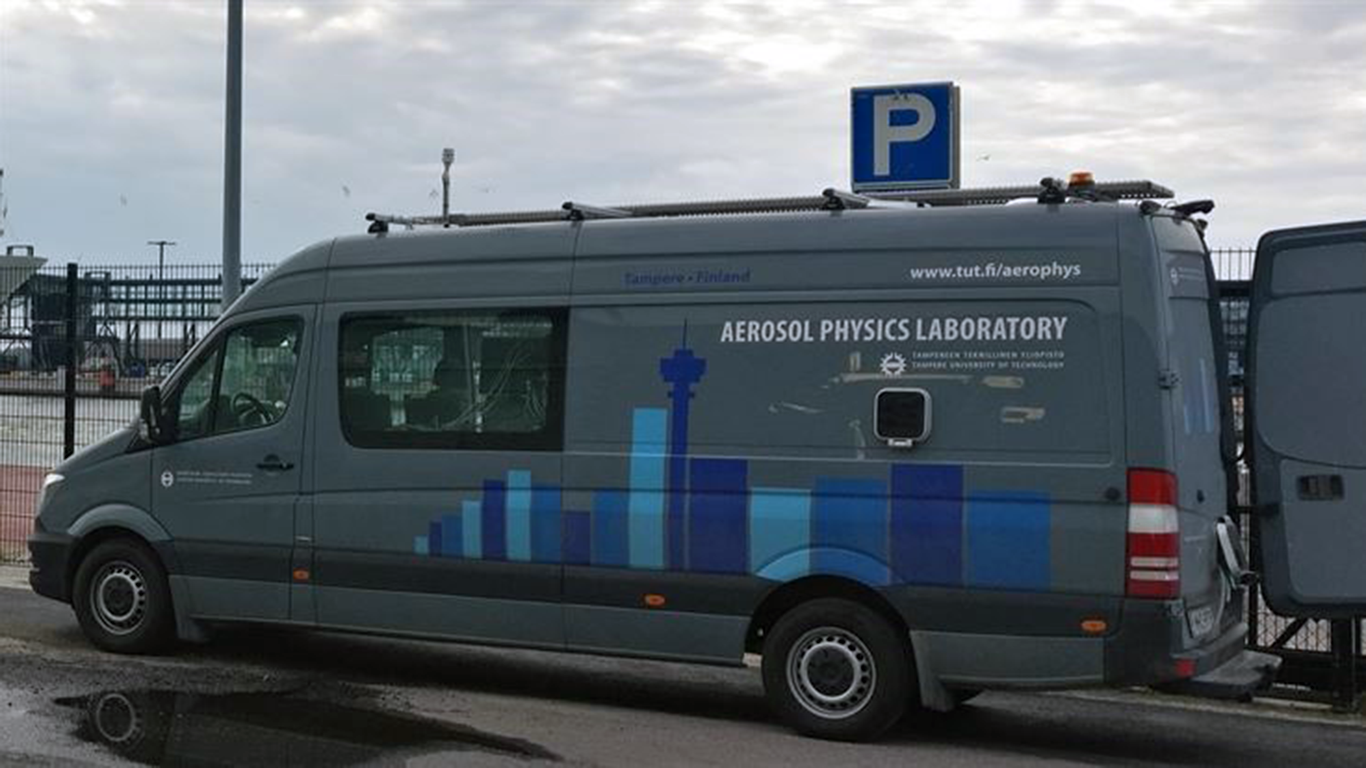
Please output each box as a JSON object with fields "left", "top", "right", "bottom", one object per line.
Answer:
{"left": 807, "top": 647, "right": 856, "bottom": 695}
{"left": 90, "top": 562, "right": 148, "bottom": 636}
{"left": 787, "top": 627, "right": 876, "bottom": 720}
{"left": 102, "top": 580, "right": 135, "bottom": 616}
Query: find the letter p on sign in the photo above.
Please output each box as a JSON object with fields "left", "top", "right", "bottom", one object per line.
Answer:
{"left": 873, "top": 94, "right": 935, "bottom": 175}
{"left": 851, "top": 82, "right": 959, "bottom": 192}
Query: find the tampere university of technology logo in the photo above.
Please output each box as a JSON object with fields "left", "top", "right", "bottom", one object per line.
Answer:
{"left": 879, "top": 352, "right": 908, "bottom": 377}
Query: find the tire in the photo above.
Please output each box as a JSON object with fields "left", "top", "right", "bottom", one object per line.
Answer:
{"left": 761, "top": 598, "right": 912, "bottom": 741}
{"left": 72, "top": 539, "right": 175, "bottom": 654}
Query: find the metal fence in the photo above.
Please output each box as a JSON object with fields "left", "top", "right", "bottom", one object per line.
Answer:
{"left": 0, "top": 261, "right": 271, "bottom": 563}
{"left": 0, "top": 254, "right": 1358, "bottom": 707}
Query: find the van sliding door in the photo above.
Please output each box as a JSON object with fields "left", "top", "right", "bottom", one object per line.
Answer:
{"left": 310, "top": 305, "right": 568, "bottom": 645}
{"left": 1248, "top": 220, "right": 1366, "bottom": 616}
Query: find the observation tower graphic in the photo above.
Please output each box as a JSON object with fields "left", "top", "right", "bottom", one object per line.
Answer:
{"left": 659, "top": 325, "right": 707, "bottom": 569}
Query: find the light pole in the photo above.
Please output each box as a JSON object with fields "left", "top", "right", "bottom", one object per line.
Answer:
{"left": 221, "top": 0, "right": 243, "bottom": 309}
{"left": 147, "top": 240, "right": 175, "bottom": 340}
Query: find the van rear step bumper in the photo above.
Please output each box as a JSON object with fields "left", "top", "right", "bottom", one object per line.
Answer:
{"left": 1163, "top": 650, "right": 1282, "bottom": 700}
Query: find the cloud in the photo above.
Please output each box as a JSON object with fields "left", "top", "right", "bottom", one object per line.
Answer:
{"left": 0, "top": 0, "right": 1363, "bottom": 263}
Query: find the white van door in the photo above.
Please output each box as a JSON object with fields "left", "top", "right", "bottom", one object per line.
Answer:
{"left": 1247, "top": 220, "right": 1366, "bottom": 616}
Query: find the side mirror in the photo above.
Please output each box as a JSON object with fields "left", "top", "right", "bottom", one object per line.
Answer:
{"left": 140, "top": 385, "right": 165, "bottom": 443}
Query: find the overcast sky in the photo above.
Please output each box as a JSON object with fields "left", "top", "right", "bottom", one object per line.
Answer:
{"left": 1, "top": 0, "right": 1363, "bottom": 270}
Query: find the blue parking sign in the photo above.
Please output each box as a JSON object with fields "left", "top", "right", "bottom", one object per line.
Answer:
{"left": 851, "top": 82, "right": 959, "bottom": 192}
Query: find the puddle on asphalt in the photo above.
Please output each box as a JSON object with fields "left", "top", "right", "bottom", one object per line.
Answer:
{"left": 55, "top": 688, "right": 555, "bottom": 766}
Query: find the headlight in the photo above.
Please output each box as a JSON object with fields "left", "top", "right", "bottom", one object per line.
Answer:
{"left": 36, "top": 472, "right": 64, "bottom": 515}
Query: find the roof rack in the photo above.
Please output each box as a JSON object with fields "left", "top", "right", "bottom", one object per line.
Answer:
{"left": 874, "top": 178, "right": 1173, "bottom": 206}
{"left": 364, "top": 179, "right": 1173, "bottom": 232}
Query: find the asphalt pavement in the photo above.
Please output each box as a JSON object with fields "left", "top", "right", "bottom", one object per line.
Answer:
{"left": 2, "top": 566, "right": 1364, "bottom": 767}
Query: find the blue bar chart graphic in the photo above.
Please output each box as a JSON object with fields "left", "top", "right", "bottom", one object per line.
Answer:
{"left": 413, "top": 336, "right": 1053, "bottom": 590}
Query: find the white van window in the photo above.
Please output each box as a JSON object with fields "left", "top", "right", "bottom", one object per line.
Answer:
{"left": 339, "top": 309, "right": 565, "bottom": 451}
{"left": 169, "top": 318, "right": 303, "bottom": 441}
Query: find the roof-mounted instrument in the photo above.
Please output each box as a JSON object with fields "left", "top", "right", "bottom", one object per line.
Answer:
{"left": 821, "top": 188, "right": 869, "bottom": 210}
{"left": 1037, "top": 177, "right": 1069, "bottom": 205}
{"left": 1172, "top": 200, "right": 1215, "bottom": 216}
{"left": 562, "top": 202, "right": 631, "bottom": 221}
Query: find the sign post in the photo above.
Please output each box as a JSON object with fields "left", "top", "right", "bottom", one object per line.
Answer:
{"left": 851, "top": 82, "right": 960, "bottom": 193}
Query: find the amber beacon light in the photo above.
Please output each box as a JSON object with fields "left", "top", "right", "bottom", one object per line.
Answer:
{"left": 1068, "top": 170, "right": 1096, "bottom": 188}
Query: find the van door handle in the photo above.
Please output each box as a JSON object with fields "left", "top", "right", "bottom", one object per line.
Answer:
{"left": 257, "top": 456, "right": 295, "bottom": 472}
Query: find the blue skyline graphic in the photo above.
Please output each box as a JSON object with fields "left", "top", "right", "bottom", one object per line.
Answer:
{"left": 414, "top": 333, "right": 1054, "bottom": 591}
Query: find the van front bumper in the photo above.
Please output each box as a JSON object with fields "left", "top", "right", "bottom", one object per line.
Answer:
{"left": 27, "top": 530, "right": 74, "bottom": 603}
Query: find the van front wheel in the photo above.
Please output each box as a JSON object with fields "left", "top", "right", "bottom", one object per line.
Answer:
{"left": 761, "top": 598, "right": 910, "bottom": 741}
{"left": 73, "top": 539, "right": 174, "bottom": 654}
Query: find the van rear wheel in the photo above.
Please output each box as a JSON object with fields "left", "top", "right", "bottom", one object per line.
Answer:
{"left": 72, "top": 539, "right": 174, "bottom": 654}
{"left": 761, "top": 598, "right": 910, "bottom": 741}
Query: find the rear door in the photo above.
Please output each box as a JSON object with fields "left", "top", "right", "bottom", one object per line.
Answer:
{"left": 1154, "top": 217, "right": 1230, "bottom": 621}
{"left": 1247, "top": 220, "right": 1366, "bottom": 617}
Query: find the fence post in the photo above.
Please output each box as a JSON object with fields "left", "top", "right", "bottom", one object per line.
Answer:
{"left": 64, "top": 263, "right": 77, "bottom": 458}
{"left": 1249, "top": 505, "right": 1266, "bottom": 654}
{"left": 1330, "top": 619, "right": 1361, "bottom": 712}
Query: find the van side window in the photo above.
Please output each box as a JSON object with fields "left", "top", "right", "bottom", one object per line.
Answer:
{"left": 168, "top": 318, "right": 304, "bottom": 441}
{"left": 213, "top": 320, "right": 304, "bottom": 434}
{"left": 338, "top": 309, "right": 566, "bottom": 451}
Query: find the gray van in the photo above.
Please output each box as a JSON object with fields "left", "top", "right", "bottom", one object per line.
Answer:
{"left": 28, "top": 180, "right": 1349, "bottom": 741}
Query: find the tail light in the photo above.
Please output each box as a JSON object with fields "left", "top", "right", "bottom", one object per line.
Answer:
{"left": 1126, "top": 468, "right": 1180, "bottom": 599}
